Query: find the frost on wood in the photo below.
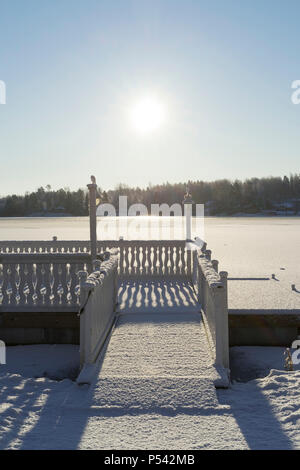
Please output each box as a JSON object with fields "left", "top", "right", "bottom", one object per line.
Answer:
{"left": 199, "top": 255, "right": 223, "bottom": 288}
{"left": 84, "top": 255, "right": 118, "bottom": 290}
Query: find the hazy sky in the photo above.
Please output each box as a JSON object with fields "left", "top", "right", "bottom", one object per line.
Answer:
{"left": 0, "top": 0, "right": 300, "bottom": 195}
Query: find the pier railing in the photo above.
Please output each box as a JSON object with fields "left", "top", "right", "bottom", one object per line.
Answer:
{"left": 78, "top": 252, "right": 118, "bottom": 368}
{"left": 113, "top": 240, "right": 192, "bottom": 278}
{"left": 0, "top": 240, "right": 192, "bottom": 278}
{"left": 0, "top": 239, "right": 230, "bottom": 374}
{"left": 0, "top": 240, "right": 193, "bottom": 312}
{"left": 194, "top": 248, "right": 229, "bottom": 369}
{"left": 0, "top": 253, "right": 91, "bottom": 311}
{"left": 0, "top": 241, "right": 91, "bottom": 254}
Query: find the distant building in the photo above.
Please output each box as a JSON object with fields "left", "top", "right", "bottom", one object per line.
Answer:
{"left": 54, "top": 206, "right": 66, "bottom": 213}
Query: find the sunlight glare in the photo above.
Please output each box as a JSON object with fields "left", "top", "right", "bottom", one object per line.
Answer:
{"left": 130, "top": 97, "right": 166, "bottom": 134}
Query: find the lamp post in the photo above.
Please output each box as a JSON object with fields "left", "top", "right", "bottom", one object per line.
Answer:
{"left": 87, "top": 175, "right": 97, "bottom": 261}
{"left": 183, "top": 186, "right": 194, "bottom": 242}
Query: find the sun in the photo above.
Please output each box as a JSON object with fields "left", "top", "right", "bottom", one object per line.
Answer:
{"left": 130, "top": 96, "right": 165, "bottom": 134}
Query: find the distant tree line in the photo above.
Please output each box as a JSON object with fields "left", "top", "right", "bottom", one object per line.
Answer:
{"left": 1, "top": 174, "right": 300, "bottom": 217}
{"left": 0, "top": 186, "right": 89, "bottom": 217}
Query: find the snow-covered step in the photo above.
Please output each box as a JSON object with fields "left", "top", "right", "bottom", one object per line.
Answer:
{"left": 74, "top": 309, "right": 229, "bottom": 413}
{"left": 99, "top": 313, "right": 214, "bottom": 378}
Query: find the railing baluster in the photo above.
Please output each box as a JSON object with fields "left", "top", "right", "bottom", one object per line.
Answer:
{"left": 181, "top": 244, "right": 186, "bottom": 276}
{"left": 59, "top": 263, "right": 68, "bottom": 305}
{"left": 2, "top": 264, "right": 10, "bottom": 305}
{"left": 153, "top": 244, "right": 158, "bottom": 275}
{"left": 10, "top": 262, "right": 18, "bottom": 306}
{"left": 130, "top": 244, "right": 135, "bottom": 275}
{"left": 136, "top": 245, "right": 141, "bottom": 276}
{"left": 124, "top": 244, "right": 130, "bottom": 276}
{"left": 158, "top": 245, "right": 163, "bottom": 276}
{"left": 140, "top": 244, "right": 146, "bottom": 275}
{"left": 25, "top": 263, "right": 35, "bottom": 307}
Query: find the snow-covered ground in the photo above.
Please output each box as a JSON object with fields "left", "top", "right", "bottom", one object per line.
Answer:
{"left": 230, "top": 346, "right": 300, "bottom": 382}
{"left": 0, "top": 345, "right": 80, "bottom": 381}
{"left": 0, "top": 217, "right": 299, "bottom": 448}
{"left": 0, "top": 344, "right": 299, "bottom": 450}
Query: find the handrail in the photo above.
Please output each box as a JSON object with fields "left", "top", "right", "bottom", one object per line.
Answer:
{"left": 78, "top": 252, "right": 119, "bottom": 368}
{"left": 194, "top": 249, "right": 229, "bottom": 370}
{"left": 0, "top": 252, "right": 91, "bottom": 263}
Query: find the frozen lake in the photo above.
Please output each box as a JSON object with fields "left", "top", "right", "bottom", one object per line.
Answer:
{"left": 1, "top": 216, "right": 300, "bottom": 310}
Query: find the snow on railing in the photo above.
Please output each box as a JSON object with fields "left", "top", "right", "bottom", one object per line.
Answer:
{"left": 78, "top": 252, "right": 118, "bottom": 368}
{"left": 0, "top": 253, "right": 91, "bottom": 311}
{"left": 0, "top": 240, "right": 91, "bottom": 254}
{"left": 113, "top": 240, "right": 192, "bottom": 277}
{"left": 194, "top": 246, "right": 229, "bottom": 370}
{"left": 0, "top": 240, "right": 192, "bottom": 278}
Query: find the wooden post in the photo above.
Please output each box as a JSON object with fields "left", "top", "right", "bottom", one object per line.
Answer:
{"left": 183, "top": 187, "right": 194, "bottom": 242}
{"left": 185, "top": 203, "right": 192, "bottom": 241}
{"left": 212, "top": 259, "right": 219, "bottom": 272}
{"left": 78, "top": 270, "right": 88, "bottom": 368}
{"left": 87, "top": 176, "right": 97, "bottom": 261}
{"left": 219, "top": 271, "right": 229, "bottom": 369}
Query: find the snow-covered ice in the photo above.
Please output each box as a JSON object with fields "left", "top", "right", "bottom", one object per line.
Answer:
{"left": 204, "top": 218, "right": 300, "bottom": 311}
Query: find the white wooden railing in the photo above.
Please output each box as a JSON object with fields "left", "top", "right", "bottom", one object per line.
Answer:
{"left": 0, "top": 239, "right": 230, "bottom": 376}
{"left": 193, "top": 247, "right": 229, "bottom": 370}
{"left": 0, "top": 240, "right": 192, "bottom": 278}
{"left": 0, "top": 240, "right": 192, "bottom": 312}
{"left": 78, "top": 252, "right": 118, "bottom": 368}
{"left": 0, "top": 253, "right": 91, "bottom": 311}
{"left": 0, "top": 240, "right": 229, "bottom": 373}
{"left": 113, "top": 240, "right": 192, "bottom": 278}
{"left": 0, "top": 240, "right": 91, "bottom": 254}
